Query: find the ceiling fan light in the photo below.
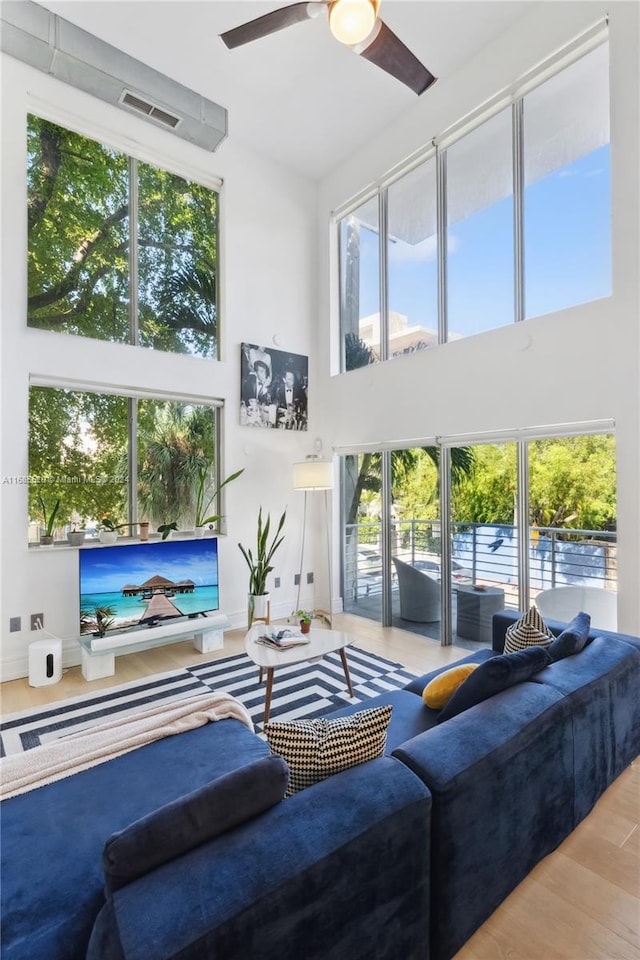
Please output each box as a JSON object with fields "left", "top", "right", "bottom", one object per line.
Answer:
{"left": 329, "top": 0, "right": 376, "bottom": 46}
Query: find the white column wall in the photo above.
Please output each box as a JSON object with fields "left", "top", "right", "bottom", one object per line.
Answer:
{"left": 0, "top": 55, "right": 319, "bottom": 679}
{"left": 316, "top": 1, "right": 640, "bottom": 633}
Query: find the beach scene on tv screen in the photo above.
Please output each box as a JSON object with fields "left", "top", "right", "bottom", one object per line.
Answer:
{"left": 79, "top": 540, "right": 219, "bottom": 635}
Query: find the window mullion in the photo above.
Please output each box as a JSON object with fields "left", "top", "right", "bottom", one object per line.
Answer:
{"left": 513, "top": 99, "right": 525, "bottom": 323}
{"left": 436, "top": 148, "right": 447, "bottom": 344}
{"left": 128, "top": 397, "right": 138, "bottom": 529}
{"left": 129, "top": 156, "right": 139, "bottom": 345}
{"left": 516, "top": 440, "right": 530, "bottom": 610}
{"left": 378, "top": 189, "right": 389, "bottom": 362}
{"left": 439, "top": 443, "right": 453, "bottom": 645}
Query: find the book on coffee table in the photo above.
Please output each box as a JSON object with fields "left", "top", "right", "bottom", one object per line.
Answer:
{"left": 255, "top": 628, "right": 310, "bottom": 650}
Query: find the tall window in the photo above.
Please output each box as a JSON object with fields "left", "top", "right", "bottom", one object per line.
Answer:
{"left": 446, "top": 108, "right": 514, "bottom": 338}
{"left": 337, "top": 39, "right": 611, "bottom": 370}
{"left": 523, "top": 44, "right": 611, "bottom": 318}
{"left": 27, "top": 115, "right": 219, "bottom": 358}
{"left": 387, "top": 158, "right": 438, "bottom": 357}
{"left": 28, "top": 387, "right": 219, "bottom": 541}
{"left": 338, "top": 196, "right": 380, "bottom": 370}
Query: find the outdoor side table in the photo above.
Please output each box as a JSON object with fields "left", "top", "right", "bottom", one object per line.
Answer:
{"left": 456, "top": 585, "right": 505, "bottom": 644}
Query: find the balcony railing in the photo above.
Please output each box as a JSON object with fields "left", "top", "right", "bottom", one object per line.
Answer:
{"left": 345, "top": 520, "right": 617, "bottom": 602}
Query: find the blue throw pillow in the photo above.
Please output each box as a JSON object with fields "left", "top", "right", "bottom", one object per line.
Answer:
{"left": 437, "top": 646, "right": 552, "bottom": 723}
{"left": 103, "top": 755, "right": 289, "bottom": 893}
{"left": 547, "top": 611, "right": 591, "bottom": 662}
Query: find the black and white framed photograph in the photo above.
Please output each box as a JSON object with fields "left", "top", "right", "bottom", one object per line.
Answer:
{"left": 240, "top": 343, "right": 308, "bottom": 430}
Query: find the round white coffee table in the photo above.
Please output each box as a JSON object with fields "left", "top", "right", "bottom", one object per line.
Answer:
{"left": 245, "top": 623, "right": 355, "bottom": 723}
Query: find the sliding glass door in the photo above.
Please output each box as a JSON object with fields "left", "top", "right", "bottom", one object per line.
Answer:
{"left": 449, "top": 443, "right": 519, "bottom": 646}
{"left": 341, "top": 431, "right": 617, "bottom": 647}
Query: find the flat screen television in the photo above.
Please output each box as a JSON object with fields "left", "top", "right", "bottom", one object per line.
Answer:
{"left": 79, "top": 538, "right": 219, "bottom": 636}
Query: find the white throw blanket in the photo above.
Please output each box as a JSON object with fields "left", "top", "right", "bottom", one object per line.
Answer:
{"left": 0, "top": 692, "right": 254, "bottom": 800}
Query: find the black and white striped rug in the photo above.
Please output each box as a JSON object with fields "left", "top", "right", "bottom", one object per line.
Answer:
{"left": 0, "top": 647, "right": 416, "bottom": 756}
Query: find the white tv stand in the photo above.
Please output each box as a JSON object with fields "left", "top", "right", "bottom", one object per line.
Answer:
{"left": 77, "top": 613, "right": 229, "bottom": 681}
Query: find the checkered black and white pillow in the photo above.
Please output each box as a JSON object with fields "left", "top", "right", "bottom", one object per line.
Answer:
{"left": 504, "top": 606, "right": 554, "bottom": 654}
{"left": 264, "top": 705, "right": 393, "bottom": 796}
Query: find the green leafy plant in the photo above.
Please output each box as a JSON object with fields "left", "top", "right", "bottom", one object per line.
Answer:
{"left": 293, "top": 609, "right": 312, "bottom": 624}
{"left": 157, "top": 521, "right": 178, "bottom": 540}
{"left": 39, "top": 496, "right": 61, "bottom": 537}
{"left": 99, "top": 516, "right": 128, "bottom": 533}
{"left": 238, "top": 507, "right": 287, "bottom": 597}
{"left": 195, "top": 465, "right": 245, "bottom": 528}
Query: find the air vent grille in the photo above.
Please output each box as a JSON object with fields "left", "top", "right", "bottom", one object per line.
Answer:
{"left": 120, "top": 90, "right": 182, "bottom": 129}
{"left": 149, "top": 106, "right": 181, "bottom": 129}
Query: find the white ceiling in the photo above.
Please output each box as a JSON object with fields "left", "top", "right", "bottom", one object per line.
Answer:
{"left": 39, "top": 1, "right": 535, "bottom": 179}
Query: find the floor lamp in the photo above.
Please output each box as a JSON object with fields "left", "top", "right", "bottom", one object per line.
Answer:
{"left": 292, "top": 455, "right": 334, "bottom": 626}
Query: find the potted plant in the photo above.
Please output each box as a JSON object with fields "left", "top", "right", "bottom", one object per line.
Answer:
{"left": 294, "top": 609, "right": 313, "bottom": 634}
{"left": 238, "top": 507, "right": 286, "bottom": 626}
{"left": 98, "top": 517, "right": 127, "bottom": 545}
{"left": 157, "top": 521, "right": 178, "bottom": 541}
{"left": 38, "top": 496, "right": 61, "bottom": 545}
{"left": 68, "top": 524, "right": 86, "bottom": 547}
{"left": 194, "top": 465, "right": 245, "bottom": 537}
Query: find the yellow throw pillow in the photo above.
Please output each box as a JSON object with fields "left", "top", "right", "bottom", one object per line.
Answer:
{"left": 422, "top": 663, "right": 479, "bottom": 709}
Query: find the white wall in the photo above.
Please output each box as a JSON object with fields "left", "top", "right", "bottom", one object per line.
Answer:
{"left": 316, "top": 1, "right": 640, "bottom": 633}
{"left": 0, "top": 55, "right": 320, "bottom": 680}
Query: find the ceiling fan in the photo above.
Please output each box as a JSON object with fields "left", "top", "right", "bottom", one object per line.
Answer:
{"left": 220, "top": 0, "right": 436, "bottom": 96}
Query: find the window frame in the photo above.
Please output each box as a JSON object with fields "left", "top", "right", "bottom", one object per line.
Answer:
{"left": 26, "top": 105, "right": 223, "bottom": 359}
{"left": 335, "top": 27, "right": 610, "bottom": 371}
{"left": 28, "top": 376, "right": 224, "bottom": 544}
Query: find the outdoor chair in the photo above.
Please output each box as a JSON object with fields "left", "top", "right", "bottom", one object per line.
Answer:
{"left": 393, "top": 557, "right": 441, "bottom": 622}
{"left": 534, "top": 585, "right": 617, "bottom": 631}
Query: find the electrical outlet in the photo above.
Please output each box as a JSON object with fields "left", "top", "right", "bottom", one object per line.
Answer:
{"left": 274, "top": 577, "right": 281, "bottom": 588}
{"left": 10, "top": 617, "right": 21, "bottom": 632}
{"left": 307, "top": 572, "right": 314, "bottom": 584}
{"left": 31, "top": 613, "right": 44, "bottom": 630}
{"left": 294, "top": 574, "right": 301, "bottom": 585}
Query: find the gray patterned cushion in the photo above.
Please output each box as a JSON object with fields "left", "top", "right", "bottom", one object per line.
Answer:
{"left": 504, "top": 606, "right": 554, "bottom": 654}
{"left": 264, "top": 705, "right": 392, "bottom": 796}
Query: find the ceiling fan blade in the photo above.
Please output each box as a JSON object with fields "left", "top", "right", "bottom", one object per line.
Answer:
{"left": 355, "top": 19, "right": 436, "bottom": 95}
{"left": 220, "top": 2, "right": 327, "bottom": 50}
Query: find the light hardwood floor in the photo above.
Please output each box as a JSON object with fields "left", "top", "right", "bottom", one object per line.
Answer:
{"left": 2, "top": 612, "right": 638, "bottom": 960}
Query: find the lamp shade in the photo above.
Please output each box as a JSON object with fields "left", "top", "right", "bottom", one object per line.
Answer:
{"left": 292, "top": 459, "right": 334, "bottom": 491}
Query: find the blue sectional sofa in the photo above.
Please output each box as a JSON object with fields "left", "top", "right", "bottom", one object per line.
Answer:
{"left": 2, "top": 612, "right": 639, "bottom": 960}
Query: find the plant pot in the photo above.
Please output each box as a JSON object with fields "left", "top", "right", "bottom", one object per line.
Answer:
{"left": 39, "top": 535, "right": 54, "bottom": 546}
{"left": 99, "top": 531, "right": 117, "bottom": 545}
{"left": 68, "top": 531, "right": 86, "bottom": 547}
{"left": 248, "top": 593, "right": 270, "bottom": 627}
{"left": 194, "top": 525, "right": 207, "bottom": 538}
{"left": 300, "top": 620, "right": 311, "bottom": 634}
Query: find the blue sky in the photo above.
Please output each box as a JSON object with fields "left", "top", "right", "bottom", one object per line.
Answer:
{"left": 357, "top": 145, "right": 611, "bottom": 339}
{"left": 80, "top": 539, "right": 218, "bottom": 593}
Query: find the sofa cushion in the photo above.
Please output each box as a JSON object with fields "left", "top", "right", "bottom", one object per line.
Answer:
{"left": 264, "top": 705, "right": 392, "bottom": 796}
{"left": 422, "top": 663, "right": 479, "bottom": 709}
{"left": 547, "top": 612, "right": 591, "bottom": 662}
{"left": 103, "top": 755, "right": 289, "bottom": 893}
{"left": 438, "top": 646, "right": 551, "bottom": 722}
{"left": 325, "top": 689, "right": 440, "bottom": 753}
{"left": 504, "top": 606, "right": 554, "bottom": 653}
